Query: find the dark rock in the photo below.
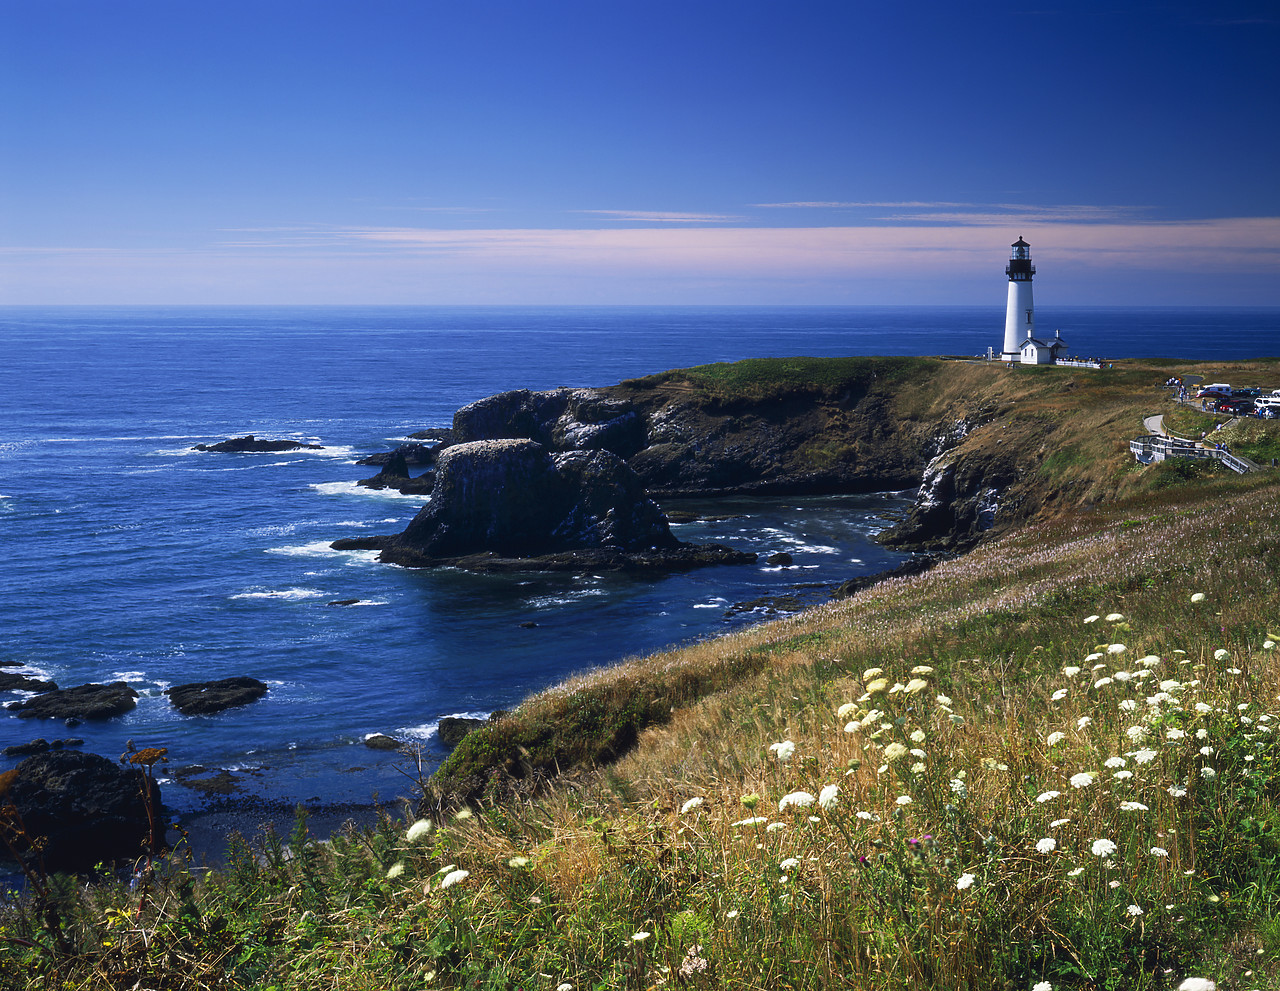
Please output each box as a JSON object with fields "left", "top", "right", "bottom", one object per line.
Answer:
{"left": 356, "top": 449, "right": 434, "bottom": 495}
{"left": 0, "top": 659, "right": 22, "bottom": 667}
{"left": 6, "top": 750, "right": 162, "bottom": 871}
{"left": 880, "top": 448, "right": 1017, "bottom": 552}
{"left": 378, "top": 440, "right": 679, "bottom": 566}
{"left": 166, "top": 677, "right": 268, "bottom": 716}
{"left": 7, "top": 682, "right": 138, "bottom": 720}
{"left": 362, "top": 734, "right": 402, "bottom": 751}
{"left": 830, "top": 553, "right": 951, "bottom": 599}
{"left": 518, "top": 620, "right": 539, "bottom": 628}
{"left": 408, "top": 428, "right": 455, "bottom": 443}
{"left": 356, "top": 442, "right": 440, "bottom": 467}
{"left": 435, "top": 542, "right": 756, "bottom": 574}
{"left": 4, "top": 738, "right": 50, "bottom": 757}
{"left": 192, "top": 434, "right": 323, "bottom": 453}
{"left": 766, "top": 552, "right": 793, "bottom": 566}
{"left": 438, "top": 716, "right": 486, "bottom": 747}
{"left": 330, "top": 535, "right": 388, "bottom": 551}
{"left": 0, "top": 671, "right": 58, "bottom": 693}
{"left": 328, "top": 598, "right": 362, "bottom": 607}
{"left": 453, "top": 388, "right": 646, "bottom": 459}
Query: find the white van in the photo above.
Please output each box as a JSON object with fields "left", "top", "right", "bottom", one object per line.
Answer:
{"left": 1196, "top": 383, "right": 1232, "bottom": 398}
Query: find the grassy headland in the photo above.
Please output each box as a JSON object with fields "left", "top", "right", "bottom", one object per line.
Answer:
{"left": 5, "top": 357, "right": 1280, "bottom": 990}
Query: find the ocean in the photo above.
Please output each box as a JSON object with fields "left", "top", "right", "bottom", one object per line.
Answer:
{"left": 1, "top": 305, "right": 1276, "bottom": 817}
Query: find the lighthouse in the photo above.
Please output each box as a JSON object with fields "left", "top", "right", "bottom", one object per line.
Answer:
{"left": 1002, "top": 236, "right": 1035, "bottom": 361}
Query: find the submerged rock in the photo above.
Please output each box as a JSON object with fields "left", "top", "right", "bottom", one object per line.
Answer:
{"left": 6, "top": 682, "right": 138, "bottom": 720}
{"left": 6, "top": 750, "right": 162, "bottom": 871}
{"left": 166, "top": 677, "right": 269, "bottom": 716}
{"left": 192, "top": 435, "right": 323, "bottom": 452}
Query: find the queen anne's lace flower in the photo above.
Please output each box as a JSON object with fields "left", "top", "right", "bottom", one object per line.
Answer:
{"left": 681, "top": 797, "right": 704, "bottom": 814}
{"left": 1035, "top": 837, "right": 1056, "bottom": 853}
{"left": 1091, "top": 838, "right": 1118, "bottom": 857}
{"left": 779, "top": 791, "right": 815, "bottom": 811}
{"left": 1070, "top": 772, "right": 1095, "bottom": 789}
{"left": 956, "top": 872, "right": 975, "bottom": 890}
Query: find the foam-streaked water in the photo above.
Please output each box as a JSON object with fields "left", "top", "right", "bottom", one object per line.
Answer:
{"left": 1, "top": 305, "right": 1275, "bottom": 810}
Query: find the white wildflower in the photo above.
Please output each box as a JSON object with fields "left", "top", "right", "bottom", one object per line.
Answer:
{"left": 1036, "top": 837, "right": 1057, "bottom": 853}
{"left": 1120, "top": 801, "right": 1149, "bottom": 812}
{"left": 1070, "top": 772, "right": 1095, "bottom": 789}
{"left": 769, "top": 740, "right": 796, "bottom": 761}
{"left": 818, "top": 784, "right": 839, "bottom": 809}
{"left": 1091, "top": 838, "right": 1118, "bottom": 857}
{"left": 956, "top": 872, "right": 975, "bottom": 890}
{"left": 779, "top": 791, "right": 815, "bottom": 811}
{"left": 405, "top": 820, "right": 433, "bottom": 843}
{"left": 1151, "top": 846, "right": 1169, "bottom": 857}
{"left": 1036, "top": 790, "right": 1061, "bottom": 803}
{"left": 440, "top": 869, "right": 470, "bottom": 889}
{"left": 1127, "top": 904, "right": 1144, "bottom": 916}
{"left": 1046, "top": 731, "right": 1066, "bottom": 747}
{"left": 680, "top": 797, "right": 704, "bottom": 814}
{"left": 1132, "top": 749, "right": 1158, "bottom": 764}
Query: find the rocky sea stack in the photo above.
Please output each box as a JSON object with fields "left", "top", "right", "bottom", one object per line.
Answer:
{"left": 334, "top": 438, "right": 754, "bottom": 572}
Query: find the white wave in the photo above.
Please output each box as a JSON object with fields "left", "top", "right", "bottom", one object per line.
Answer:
{"left": 265, "top": 540, "right": 380, "bottom": 563}
{"left": 110, "top": 670, "right": 148, "bottom": 683}
{"left": 526, "top": 588, "right": 607, "bottom": 609}
{"left": 230, "top": 587, "right": 329, "bottom": 602}
{"left": 693, "top": 597, "right": 730, "bottom": 609}
{"left": 310, "top": 480, "right": 430, "bottom": 502}
{"left": 397, "top": 710, "right": 490, "bottom": 742}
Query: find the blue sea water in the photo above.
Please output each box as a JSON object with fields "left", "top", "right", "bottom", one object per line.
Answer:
{"left": 1, "top": 305, "right": 1276, "bottom": 813}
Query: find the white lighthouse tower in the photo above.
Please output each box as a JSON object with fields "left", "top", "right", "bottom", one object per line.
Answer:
{"left": 1002, "top": 236, "right": 1035, "bottom": 361}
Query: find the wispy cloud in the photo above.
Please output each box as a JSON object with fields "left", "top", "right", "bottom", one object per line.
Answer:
{"left": 8, "top": 217, "right": 1280, "bottom": 305}
{"left": 753, "top": 200, "right": 975, "bottom": 209}
{"left": 575, "top": 209, "right": 745, "bottom": 223}
{"left": 755, "top": 200, "right": 1146, "bottom": 225}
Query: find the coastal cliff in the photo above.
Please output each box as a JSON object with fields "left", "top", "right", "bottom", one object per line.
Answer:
{"left": 404, "top": 356, "right": 1168, "bottom": 553}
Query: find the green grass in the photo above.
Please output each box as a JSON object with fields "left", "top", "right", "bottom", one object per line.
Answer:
{"left": 6, "top": 474, "right": 1280, "bottom": 989}
{"left": 621, "top": 356, "right": 941, "bottom": 403}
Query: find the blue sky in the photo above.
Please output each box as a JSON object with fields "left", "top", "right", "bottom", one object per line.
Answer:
{"left": 2, "top": 1, "right": 1278, "bottom": 305}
